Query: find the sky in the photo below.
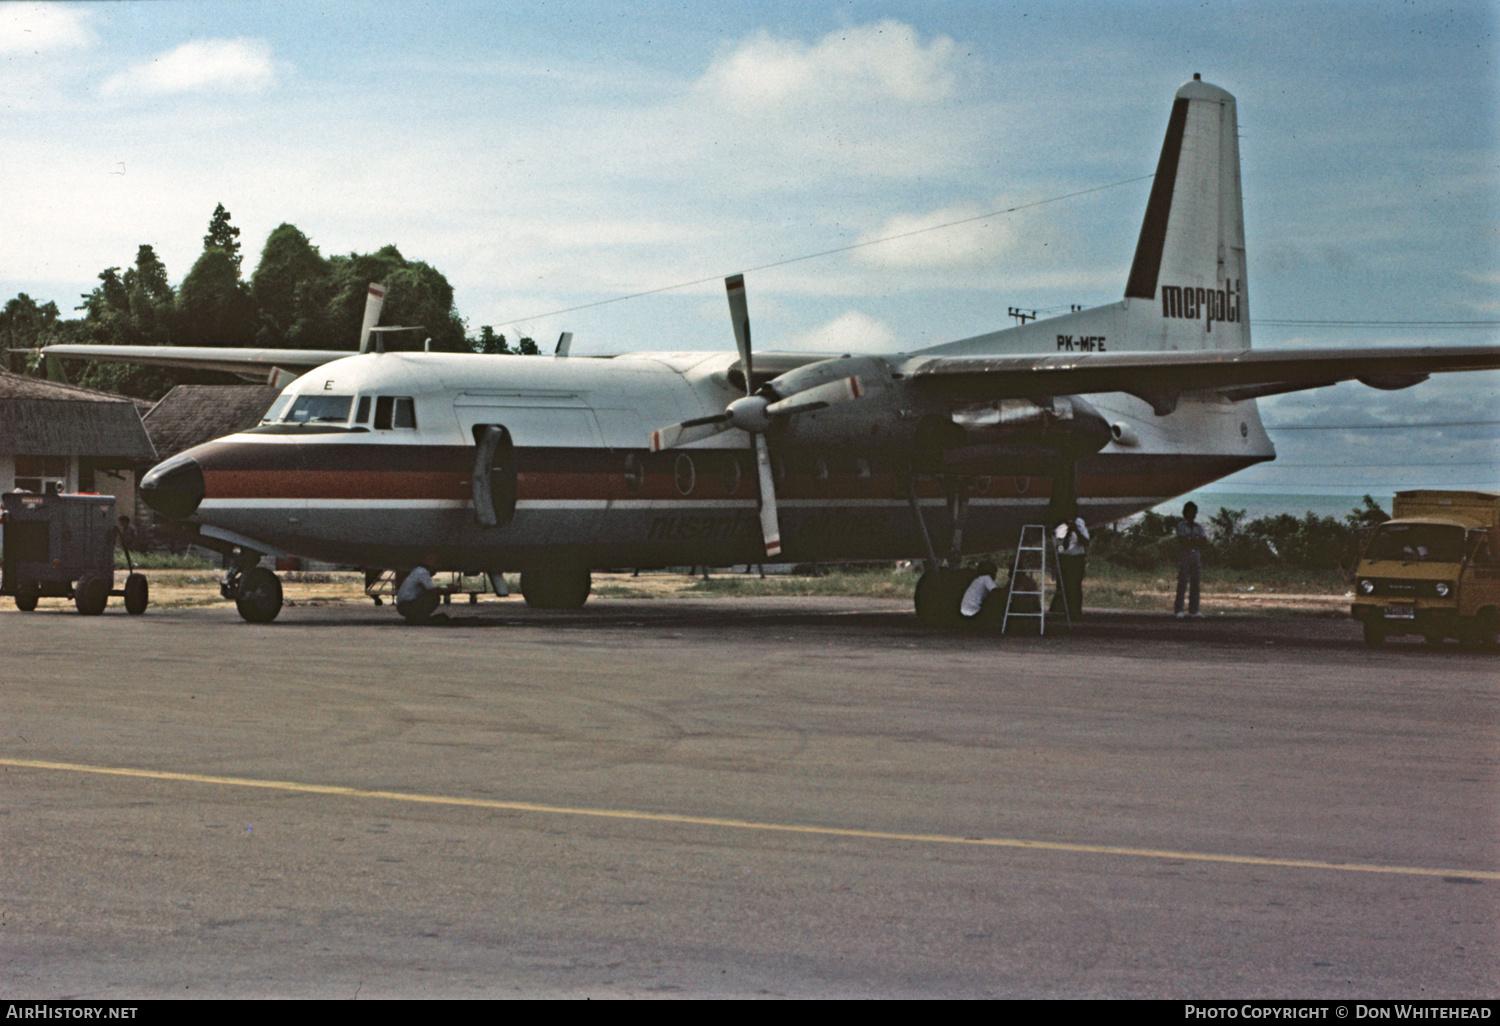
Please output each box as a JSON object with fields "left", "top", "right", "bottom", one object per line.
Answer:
{"left": 2, "top": 0, "right": 1496, "bottom": 498}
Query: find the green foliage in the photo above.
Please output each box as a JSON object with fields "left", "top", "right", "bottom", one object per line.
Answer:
{"left": 471, "top": 325, "right": 512, "bottom": 354}
{"left": 6, "top": 202, "right": 561, "bottom": 391}
{"left": 203, "top": 203, "right": 242, "bottom": 269}
{"left": 469, "top": 326, "right": 542, "bottom": 355}
{"left": 250, "top": 223, "right": 330, "bottom": 347}
{"left": 1094, "top": 496, "right": 1395, "bottom": 576}
{"left": 177, "top": 247, "right": 255, "bottom": 347}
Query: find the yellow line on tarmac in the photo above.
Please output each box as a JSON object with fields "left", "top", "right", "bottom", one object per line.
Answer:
{"left": 4, "top": 756, "right": 1496, "bottom": 882}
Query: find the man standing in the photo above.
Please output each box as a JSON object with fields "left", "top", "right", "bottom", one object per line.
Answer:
{"left": 1175, "top": 501, "right": 1209, "bottom": 618}
{"left": 1051, "top": 510, "right": 1090, "bottom": 622}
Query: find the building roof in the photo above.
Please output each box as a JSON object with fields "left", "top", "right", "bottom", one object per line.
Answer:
{"left": 142, "top": 384, "right": 281, "bottom": 460}
{"left": 0, "top": 369, "right": 157, "bottom": 460}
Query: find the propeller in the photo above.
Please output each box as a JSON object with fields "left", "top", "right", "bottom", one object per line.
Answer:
{"left": 647, "top": 275, "right": 873, "bottom": 560}
{"left": 357, "top": 283, "right": 387, "bottom": 354}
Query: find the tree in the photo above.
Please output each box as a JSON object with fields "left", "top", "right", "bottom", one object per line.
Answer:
{"left": 204, "top": 203, "right": 242, "bottom": 270}
{"left": 250, "top": 223, "right": 330, "bottom": 347}
{"left": 470, "top": 326, "right": 512, "bottom": 355}
{"left": 177, "top": 247, "right": 255, "bottom": 347}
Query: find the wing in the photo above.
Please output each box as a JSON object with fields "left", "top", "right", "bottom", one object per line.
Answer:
{"left": 39, "top": 344, "right": 347, "bottom": 384}
{"left": 900, "top": 345, "right": 1500, "bottom": 416}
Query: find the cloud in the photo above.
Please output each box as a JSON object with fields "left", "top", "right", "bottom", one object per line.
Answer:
{"left": 851, "top": 204, "right": 1020, "bottom": 270}
{"left": 701, "top": 20, "right": 958, "bottom": 113}
{"left": 783, "top": 310, "right": 896, "bottom": 353}
{"left": 100, "top": 38, "right": 276, "bottom": 98}
{"left": 0, "top": 3, "right": 93, "bottom": 53}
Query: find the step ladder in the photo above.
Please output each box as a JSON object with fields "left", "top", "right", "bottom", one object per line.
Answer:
{"left": 1001, "top": 523, "right": 1070, "bottom": 635}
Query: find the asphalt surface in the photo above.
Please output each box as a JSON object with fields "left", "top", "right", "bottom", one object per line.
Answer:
{"left": 1, "top": 598, "right": 1496, "bottom": 998}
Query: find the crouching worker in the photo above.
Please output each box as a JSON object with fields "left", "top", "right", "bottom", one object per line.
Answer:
{"left": 959, "top": 560, "right": 1003, "bottom": 629}
{"left": 396, "top": 559, "right": 448, "bottom": 624}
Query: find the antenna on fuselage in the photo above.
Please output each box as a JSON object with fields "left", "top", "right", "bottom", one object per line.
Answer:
{"left": 555, "top": 332, "right": 573, "bottom": 357}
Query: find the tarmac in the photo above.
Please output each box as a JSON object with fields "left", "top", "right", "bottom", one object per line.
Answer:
{"left": 1, "top": 597, "right": 1495, "bottom": 998}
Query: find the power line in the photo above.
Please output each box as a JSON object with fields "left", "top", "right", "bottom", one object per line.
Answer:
{"left": 1258, "top": 319, "right": 1499, "bottom": 329}
{"left": 500, "top": 174, "right": 1157, "bottom": 328}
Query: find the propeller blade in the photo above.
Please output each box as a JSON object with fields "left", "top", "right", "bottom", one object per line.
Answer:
{"left": 358, "top": 282, "right": 387, "bottom": 354}
{"left": 725, "top": 274, "right": 752, "bottom": 393}
{"left": 648, "top": 413, "right": 733, "bottom": 452}
{"left": 764, "top": 375, "right": 865, "bottom": 418}
{"left": 754, "top": 433, "right": 782, "bottom": 558}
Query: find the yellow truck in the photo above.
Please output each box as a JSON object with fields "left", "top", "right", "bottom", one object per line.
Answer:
{"left": 1351, "top": 490, "right": 1500, "bottom": 649}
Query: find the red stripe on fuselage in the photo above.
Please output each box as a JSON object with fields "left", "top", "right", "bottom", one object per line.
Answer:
{"left": 187, "top": 437, "right": 1263, "bottom": 504}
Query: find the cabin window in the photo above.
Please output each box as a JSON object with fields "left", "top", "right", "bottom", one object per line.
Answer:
{"left": 374, "top": 396, "right": 417, "bottom": 430}
{"left": 674, "top": 454, "right": 696, "bottom": 496}
{"left": 286, "top": 395, "right": 353, "bottom": 424}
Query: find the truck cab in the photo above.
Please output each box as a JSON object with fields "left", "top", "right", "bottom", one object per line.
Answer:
{"left": 1351, "top": 490, "right": 1500, "bottom": 649}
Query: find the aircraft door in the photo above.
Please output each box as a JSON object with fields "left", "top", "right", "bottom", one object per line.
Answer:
{"left": 471, "top": 425, "right": 516, "bottom": 528}
{"left": 455, "top": 400, "right": 606, "bottom": 545}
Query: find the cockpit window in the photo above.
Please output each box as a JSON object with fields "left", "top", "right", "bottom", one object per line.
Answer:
{"left": 262, "top": 395, "right": 293, "bottom": 423}
{"left": 286, "top": 395, "right": 354, "bottom": 424}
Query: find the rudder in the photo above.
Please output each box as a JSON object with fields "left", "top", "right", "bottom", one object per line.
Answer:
{"left": 1123, "top": 76, "right": 1250, "bottom": 352}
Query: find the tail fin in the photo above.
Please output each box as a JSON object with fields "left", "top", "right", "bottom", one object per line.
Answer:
{"left": 1124, "top": 76, "right": 1249, "bottom": 352}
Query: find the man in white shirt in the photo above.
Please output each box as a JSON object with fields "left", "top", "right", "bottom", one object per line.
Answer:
{"left": 960, "top": 560, "right": 1000, "bottom": 623}
{"left": 396, "top": 560, "right": 444, "bottom": 623}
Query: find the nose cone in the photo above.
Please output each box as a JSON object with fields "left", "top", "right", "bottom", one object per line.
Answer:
{"left": 141, "top": 455, "right": 204, "bottom": 519}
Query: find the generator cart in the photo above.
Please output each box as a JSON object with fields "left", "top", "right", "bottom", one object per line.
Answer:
{"left": 1, "top": 491, "right": 149, "bottom": 615}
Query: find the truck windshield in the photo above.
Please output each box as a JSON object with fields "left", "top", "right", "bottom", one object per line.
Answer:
{"left": 1364, "top": 523, "right": 1465, "bottom": 563}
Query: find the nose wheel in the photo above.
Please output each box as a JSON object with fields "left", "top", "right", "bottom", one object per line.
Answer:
{"left": 224, "top": 565, "right": 284, "bottom": 623}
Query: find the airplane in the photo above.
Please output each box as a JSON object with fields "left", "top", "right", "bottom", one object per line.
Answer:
{"left": 40, "top": 75, "right": 1500, "bottom": 625}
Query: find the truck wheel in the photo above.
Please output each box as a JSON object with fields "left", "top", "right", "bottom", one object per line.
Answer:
{"left": 14, "top": 580, "right": 39, "bottom": 612}
{"left": 74, "top": 574, "right": 109, "bottom": 616}
{"left": 1461, "top": 609, "right": 1498, "bottom": 651}
{"left": 1362, "top": 621, "right": 1385, "bottom": 649}
{"left": 235, "top": 567, "right": 283, "bottom": 624}
{"left": 124, "top": 573, "right": 149, "bottom": 615}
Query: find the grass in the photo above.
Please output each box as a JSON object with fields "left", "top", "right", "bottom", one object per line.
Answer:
{"left": 595, "top": 561, "right": 1351, "bottom": 610}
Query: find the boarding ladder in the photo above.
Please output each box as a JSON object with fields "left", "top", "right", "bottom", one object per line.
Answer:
{"left": 1001, "top": 523, "right": 1071, "bottom": 635}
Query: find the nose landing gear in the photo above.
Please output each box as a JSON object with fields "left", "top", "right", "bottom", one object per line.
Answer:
{"left": 222, "top": 557, "right": 284, "bottom": 624}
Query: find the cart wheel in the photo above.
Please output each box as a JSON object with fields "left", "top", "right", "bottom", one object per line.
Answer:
{"left": 15, "top": 580, "right": 39, "bottom": 612}
{"left": 74, "top": 574, "right": 109, "bottom": 616}
{"left": 124, "top": 573, "right": 149, "bottom": 615}
{"left": 235, "top": 567, "right": 283, "bottom": 624}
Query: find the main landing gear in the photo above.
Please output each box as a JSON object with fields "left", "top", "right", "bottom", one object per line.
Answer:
{"left": 223, "top": 560, "right": 283, "bottom": 624}
{"left": 520, "top": 564, "right": 592, "bottom": 610}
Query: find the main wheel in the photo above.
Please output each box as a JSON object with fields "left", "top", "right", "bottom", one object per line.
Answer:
{"left": 1362, "top": 620, "right": 1385, "bottom": 649}
{"left": 123, "top": 573, "right": 149, "bottom": 615}
{"left": 14, "top": 580, "right": 39, "bottom": 612}
{"left": 74, "top": 574, "right": 109, "bottom": 616}
{"left": 520, "top": 565, "right": 591, "bottom": 609}
{"left": 235, "top": 567, "right": 283, "bottom": 624}
{"left": 914, "top": 568, "right": 978, "bottom": 628}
